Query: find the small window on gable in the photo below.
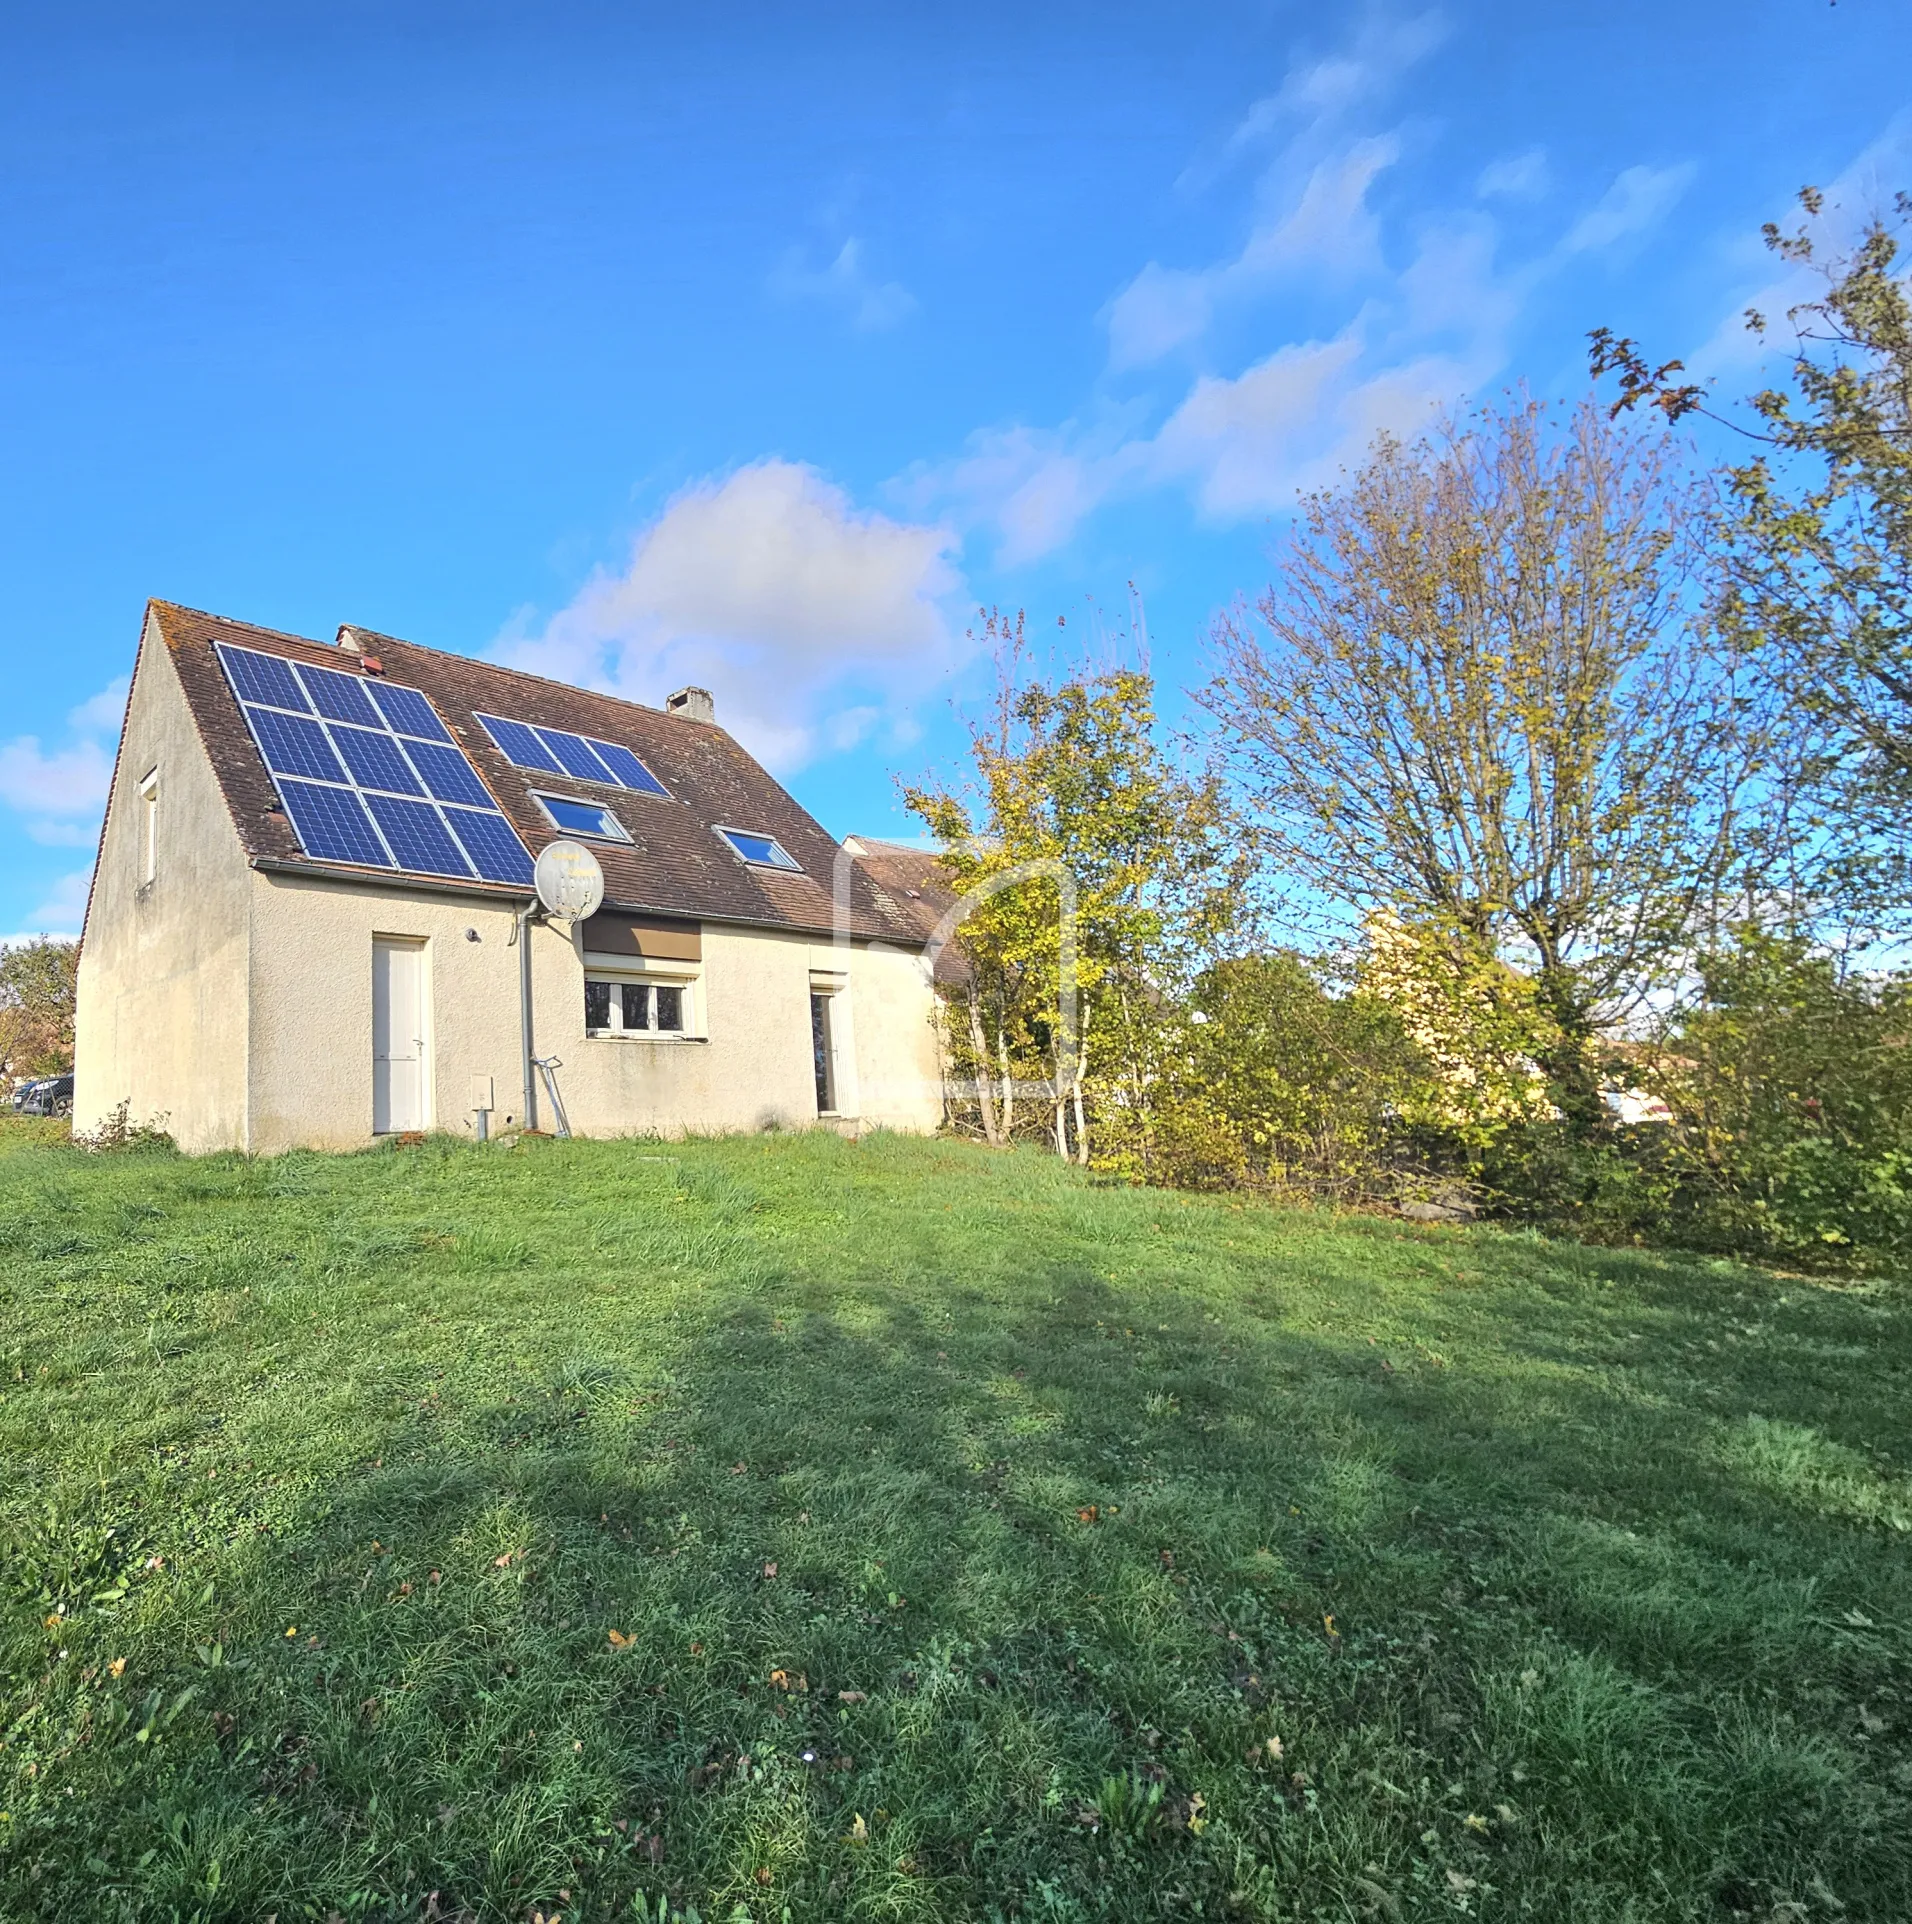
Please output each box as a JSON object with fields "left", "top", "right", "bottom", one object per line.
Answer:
{"left": 138, "top": 767, "right": 159, "bottom": 885}
{"left": 533, "top": 793, "right": 631, "bottom": 842}
{"left": 717, "top": 826, "right": 801, "bottom": 871}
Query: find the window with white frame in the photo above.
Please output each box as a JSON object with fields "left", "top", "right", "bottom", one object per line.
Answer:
{"left": 138, "top": 766, "right": 160, "bottom": 885}
{"left": 716, "top": 825, "right": 801, "bottom": 871}
{"left": 534, "top": 792, "right": 632, "bottom": 842}
{"left": 584, "top": 963, "right": 702, "bottom": 1039}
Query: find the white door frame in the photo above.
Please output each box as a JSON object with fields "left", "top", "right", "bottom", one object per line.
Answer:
{"left": 808, "top": 974, "right": 857, "bottom": 1120}
{"left": 372, "top": 935, "right": 433, "bottom": 1134}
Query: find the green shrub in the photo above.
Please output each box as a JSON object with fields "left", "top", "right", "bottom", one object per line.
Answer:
{"left": 1467, "top": 933, "right": 1912, "bottom": 1272}
{"left": 1097, "top": 953, "right": 1456, "bottom": 1200}
{"left": 1655, "top": 932, "right": 1912, "bottom": 1268}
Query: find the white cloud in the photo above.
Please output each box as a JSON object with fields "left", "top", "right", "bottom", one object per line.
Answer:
{"left": 0, "top": 671, "right": 123, "bottom": 852}
{"left": 66, "top": 676, "right": 129, "bottom": 735}
{"left": 1397, "top": 215, "right": 1523, "bottom": 342}
{"left": 25, "top": 819, "right": 100, "bottom": 848}
{"left": 1150, "top": 334, "right": 1476, "bottom": 516}
{"left": 909, "top": 18, "right": 1535, "bottom": 557}
{"left": 1104, "top": 266, "right": 1219, "bottom": 373}
{"left": 501, "top": 460, "right": 964, "bottom": 771}
{"left": 1148, "top": 333, "right": 1367, "bottom": 512}
{"left": 0, "top": 736, "right": 115, "bottom": 819}
{"left": 0, "top": 868, "right": 93, "bottom": 943}
{"left": 1560, "top": 163, "right": 1696, "bottom": 255}
{"left": 0, "top": 675, "right": 124, "bottom": 941}
{"left": 1108, "top": 137, "right": 1402, "bottom": 370}
{"left": 1218, "top": 12, "right": 1447, "bottom": 158}
{"left": 932, "top": 191, "right": 1522, "bottom": 561}
{"left": 1477, "top": 148, "right": 1550, "bottom": 201}
{"left": 924, "top": 424, "right": 1124, "bottom": 567}
{"left": 769, "top": 237, "right": 916, "bottom": 333}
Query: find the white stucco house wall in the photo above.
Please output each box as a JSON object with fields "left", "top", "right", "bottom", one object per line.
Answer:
{"left": 76, "top": 601, "right": 947, "bottom": 1153}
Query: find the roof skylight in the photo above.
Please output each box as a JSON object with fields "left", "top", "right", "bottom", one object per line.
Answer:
{"left": 533, "top": 793, "right": 632, "bottom": 842}
{"left": 717, "top": 827, "right": 802, "bottom": 871}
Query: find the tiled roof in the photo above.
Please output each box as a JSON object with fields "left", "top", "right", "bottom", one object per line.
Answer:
{"left": 152, "top": 600, "right": 920, "bottom": 943}
{"left": 844, "top": 836, "right": 971, "bottom": 986}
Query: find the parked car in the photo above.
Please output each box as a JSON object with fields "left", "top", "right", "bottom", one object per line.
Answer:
{"left": 11, "top": 1073, "right": 74, "bottom": 1117}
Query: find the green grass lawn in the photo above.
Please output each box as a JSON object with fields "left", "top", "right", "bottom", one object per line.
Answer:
{"left": 2, "top": 1124, "right": 1908, "bottom": 1924}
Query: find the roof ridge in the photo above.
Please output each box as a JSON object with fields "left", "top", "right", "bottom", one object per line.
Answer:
{"left": 157, "top": 602, "right": 717, "bottom": 737}
{"left": 341, "top": 623, "right": 728, "bottom": 732}
{"left": 149, "top": 599, "right": 328, "bottom": 650}
{"left": 850, "top": 834, "right": 944, "bottom": 855}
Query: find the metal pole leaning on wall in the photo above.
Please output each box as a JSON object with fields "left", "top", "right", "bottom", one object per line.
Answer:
{"left": 534, "top": 1057, "right": 573, "bottom": 1139}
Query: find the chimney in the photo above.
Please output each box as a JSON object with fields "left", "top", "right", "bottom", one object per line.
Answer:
{"left": 666, "top": 686, "right": 715, "bottom": 723}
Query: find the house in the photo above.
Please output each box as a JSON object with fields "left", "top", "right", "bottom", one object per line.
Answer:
{"left": 838, "top": 835, "right": 970, "bottom": 986}
{"left": 75, "top": 601, "right": 947, "bottom": 1152}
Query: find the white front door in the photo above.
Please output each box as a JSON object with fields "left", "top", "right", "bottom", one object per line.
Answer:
{"left": 372, "top": 938, "right": 429, "bottom": 1134}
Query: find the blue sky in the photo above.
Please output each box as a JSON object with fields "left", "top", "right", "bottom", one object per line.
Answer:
{"left": 2, "top": 0, "right": 1907, "bottom": 940}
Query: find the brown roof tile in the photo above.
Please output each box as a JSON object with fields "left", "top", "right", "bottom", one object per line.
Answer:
{"left": 151, "top": 600, "right": 919, "bottom": 943}
{"left": 845, "top": 835, "right": 971, "bottom": 986}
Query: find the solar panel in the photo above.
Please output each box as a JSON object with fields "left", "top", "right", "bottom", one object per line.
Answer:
{"left": 295, "top": 661, "right": 384, "bottom": 728}
{"left": 589, "top": 739, "right": 670, "bottom": 796}
{"left": 365, "top": 793, "right": 472, "bottom": 877}
{"left": 218, "top": 644, "right": 309, "bottom": 712}
{"left": 475, "top": 710, "right": 670, "bottom": 797}
{"left": 406, "top": 739, "right": 495, "bottom": 807}
{"left": 278, "top": 780, "right": 391, "bottom": 867}
{"left": 367, "top": 680, "right": 452, "bottom": 742}
{"left": 215, "top": 643, "right": 534, "bottom": 887}
{"left": 475, "top": 714, "right": 564, "bottom": 773}
{"left": 539, "top": 728, "right": 618, "bottom": 783}
{"left": 444, "top": 806, "right": 537, "bottom": 885}
{"left": 248, "top": 708, "right": 348, "bottom": 784}
{"left": 330, "top": 724, "right": 425, "bottom": 796}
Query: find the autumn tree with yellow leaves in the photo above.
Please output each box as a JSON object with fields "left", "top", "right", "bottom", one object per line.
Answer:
{"left": 1202, "top": 394, "right": 1773, "bottom": 1135}
{"left": 0, "top": 938, "right": 78, "bottom": 1085}
{"left": 905, "top": 613, "right": 1244, "bottom": 1164}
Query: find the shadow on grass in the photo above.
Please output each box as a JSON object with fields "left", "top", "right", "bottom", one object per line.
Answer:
{"left": 3, "top": 1136, "right": 1909, "bottom": 1922}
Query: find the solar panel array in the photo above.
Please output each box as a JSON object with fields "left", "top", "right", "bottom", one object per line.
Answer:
{"left": 215, "top": 644, "right": 536, "bottom": 886}
{"left": 475, "top": 712, "right": 670, "bottom": 797}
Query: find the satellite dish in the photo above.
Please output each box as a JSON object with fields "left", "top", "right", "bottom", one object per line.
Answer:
{"left": 534, "top": 839, "right": 604, "bottom": 921}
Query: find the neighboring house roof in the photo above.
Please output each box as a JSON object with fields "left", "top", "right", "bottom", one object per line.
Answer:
{"left": 843, "top": 836, "right": 972, "bottom": 986}
{"left": 150, "top": 600, "right": 919, "bottom": 943}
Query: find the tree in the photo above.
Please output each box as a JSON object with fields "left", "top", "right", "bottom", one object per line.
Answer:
{"left": 1201, "top": 394, "right": 1766, "bottom": 1131}
{"left": 1594, "top": 189, "right": 1912, "bottom": 922}
{"left": 0, "top": 938, "right": 79, "bottom": 1083}
{"left": 904, "top": 613, "right": 1242, "bottom": 1164}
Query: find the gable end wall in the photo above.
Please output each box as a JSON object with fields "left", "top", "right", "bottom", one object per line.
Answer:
{"left": 74, "top": 613, "right": 254, "bottom": 1150}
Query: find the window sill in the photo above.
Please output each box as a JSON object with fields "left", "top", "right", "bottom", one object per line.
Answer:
{"left": 586, "top": 1030, "right": 708, "bottom": 1043}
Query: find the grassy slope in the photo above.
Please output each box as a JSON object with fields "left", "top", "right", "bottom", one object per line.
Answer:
{"left": 0, "top": 1125, "right": 1908, "bottom": 1924}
